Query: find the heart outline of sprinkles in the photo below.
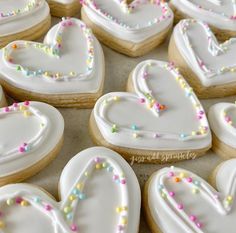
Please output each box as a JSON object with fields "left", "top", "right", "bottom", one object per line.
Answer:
{"left": 173, "top": 0, "right": 236, "bottom": 19}
{"left": 0, "top": 0, "right": 43, "bottom": 23}
{"left": 222, "top": 102, "right": 236, "bottom": 131}
{"left": 156, "top": 165, "right": 236, "bottom": 232}
{"left": 0, "top": 101, "right": 49, "bottom": 161}
{"left": 0, "top": 156, "right": 129, "bottom": 233}
{"left": 2, "top": 17, "right": 95, "bottom": 81}
{"left": 178, "top": 19, "right": 236, "bottom": 80}
{"left": 95, "top": 60, "right": 209, "bottom": 141}
{"left": 81, "top": 0, "right": 173, "bottom": 30}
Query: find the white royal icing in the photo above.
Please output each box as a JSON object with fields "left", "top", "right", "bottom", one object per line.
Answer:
{"left": 173, "top": 19, "right": 236, "bottom": 87}
{"left": 0, "top": 147, "right": 140, "bottom": 233}
{"left": 93, "top": 60, "right": 211, "bottom": 151}
{"left": 0, "top": 17, "right": 104, "bottom": 95}
{"left": 0, "top": 101, "right": 64, "bottom": 178}
{"left": 0, "top": 0, "right": 50, "bottom": 37}
{"left": 208, "top": 102, "right": 236, "bottom": 148}
{"left": 170, "top": 0, "right": 236, "bottom": 31}
{"left": 147, "top": 159, "right": 236, "bottom": 233}
{"left": 82, "top": 0, "right": 174, "bottom": 43}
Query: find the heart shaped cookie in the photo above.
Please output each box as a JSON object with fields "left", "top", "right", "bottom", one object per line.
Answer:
{"left": 0, "top": 86, "right": 7, "bottom": 107}
{"left": 81, "top": 0, "right": 173, "bottom": 57}
{"left": 46, "top": 0, "right": 81, "bottom": 17}
{"left": 169, "top": 19, "right": 236, "bottom": 98}
{"left": 0, "top": 101, "right": 64, "bottom": 186}
{"left": 170, "top": 0, "right": 236, "bottom": 40}
{"left": 0, "top": 0, "right": 51, "bottom": 48}
{"left": 0, "top": 17, "right": 105, "bottom": 108}
{"left": 90, "top": 60, "right": 212, "bottom": 163}
{"left": 208, "top": 102, "right": 236, "bottom": 159}
{"left": 144, "top": 158, "right": 236, "bottom": 233}
{"left": 0, "top": 147, "right": 140, "bottom": 233}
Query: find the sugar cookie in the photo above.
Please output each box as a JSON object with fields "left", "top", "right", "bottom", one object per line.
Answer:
{"left": 0, "top": 101, "right": 64, "bottom": 186}
{"left": 0, "top": 18, "right": 105, "bottom": 108}
{"left": 0, "top": 0, "right": 51, "bottom": 48}
{"left": 90, "top": 60, "right": 212, "bottom": 163}
{"left": 81, "top": 0, "right": 174, "bottom": 57}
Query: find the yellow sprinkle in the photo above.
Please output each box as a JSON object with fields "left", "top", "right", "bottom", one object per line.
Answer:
{"left": 64, "top": 206, "right": 72, "bottom": 214}
{"left": 121, "top": 217, "right": 128, "bottom": 225}
{"left": 113, "top": 96, "right": 120, "bottom": 101}
{"left": 6, "top": 198, "right": 14, "bottom": 206}
{"left": 133, "top": 133, "right": 138, "bottom": 138}
{"left": 23, "top": 111, "right": 31, "bottom": 117}
{"left": 179, "top": 172, "right": 186, "bottom": 178}
{"left": 227, "top": 196, "right": 233, "bottom": 202}
{"left": 191, "top": 130, "right": 197, "bottom": 135}
{"left": 116, "top": 207, "right": 122, "bottom": 213}
{"left": 0, "top": 221, "right": 5, "bottom": 229}
{"left": 76, "top": 183, "right": 84, "bottom": 190}
{"left": 95, "top": 163, "right": 102, "bottom": 169}
{"left": 69, "top": 195, "right": 76, "bottom": 201}
{"left": 21, "top": 200, "right": 30, "bottom": 206}
{"left": 84, "top": 171, "right": 89, "bottom": 177}
{"left": 19, "top": 105, "right": 27, "bottom": 111}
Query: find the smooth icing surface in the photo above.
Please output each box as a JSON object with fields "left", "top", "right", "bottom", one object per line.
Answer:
{"left": 208, "top": 102, "right": 236, "bottom": 148}
{"left": 82, "top": 0, "right": 173, "bottom": 43}
{"left": 0, "top": 101, "right": 64, "bottom": 177}
{"left": 94, "top": 60, "right": 211, "bottom": 151}
{"left": 173, "top": 19, "right": 236, "bottom": 87}
{"left": 148, "top": 159, "right": 236, "bottom": 233}
{"left": 171, "top": 0, "right": 236, "bottom": 31}
{"left": 0, "top": 18, "right": 104, "bottom": 95}
{"left": 0, "top": 0, "right": 50, "bottom": 37}
{"left": 0, "top": 147, "right": 141, "bottom": 233}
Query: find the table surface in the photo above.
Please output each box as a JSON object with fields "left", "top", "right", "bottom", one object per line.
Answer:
{"left": 10, "top": 16, "right": 236, "bottom": 233}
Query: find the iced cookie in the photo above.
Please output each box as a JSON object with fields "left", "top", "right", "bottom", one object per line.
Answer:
{"left": 81, "top": 0, "right": 174, "bottom": 57}
{"left": 0, "top": 101, "right": 64, "bottom": 186}
{"left": 0, "top": 147, "right": 141, "bottom": 233}
{"left": 0, "top": 17, "right": 105, "bottom": 108}
{"left": 169, "top": 0, "right": 236, "bottom": 41}
{"left": 0, "top": 0, "right": 51, "bottom": 48}
{"left": 47, "top": 0, "right": 81, "bottom": 17}
{"left": 144, "top": 158, "right": 236, "bottom": 233}
{"left": 0, "top": 85, "right": 7, "bottom": 107}
{"left": 90, "top": 60, "right": 212, "bottom": 163}
{"left": 208, "top": 102, "right": 236, "bottom": 159}
{"left": 169, "top": 19, "right": 236, "bottom": 99}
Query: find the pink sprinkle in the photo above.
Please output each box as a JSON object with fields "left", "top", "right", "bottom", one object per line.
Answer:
{"left": 196, "top": 222, "right": 203, "bottom": 228}
{"left": 70, "top": 224, "right": 77, "bottom": 232}
{"left": 168, "top": 172, "right": 174, "bottom": 177}
{"left": 190, "top": 215, "right": 197, "bottom": 222}
{"left": 24, "top": 101, "right": 30, "bottom": 106}
{"left": 19, "top": 147, "right": 25, "bottom": 153}
{"left": 177, "top": 204, "right": 184, "bottom": 210}
{"left": 45, "top": 204, "right": 52, "bottom": 211}
{"left": 187, "top": 177, "right": 193, "bottom": 183}
{"left": 139, "top": 98, "right": 145, "bottom": 104}
{"left": 169, "top": 191, "right": 175, "bottom": 197}
{"left": 94, "top": 157, "right": 101, "bottom": 163}
{"left": 120, "top": 179, "right": 126, "bottom": 185}
{"left": 15, "top": 197, "right": 23, "bottom": 204}
{"left": 4, "top": 107, "right": 10, "bottom": 112}
{"left": 13, "top": 103, "right": 18, "bottom": 108}
{"left": 113, "top": 175, "right": 119, "bottom": 180}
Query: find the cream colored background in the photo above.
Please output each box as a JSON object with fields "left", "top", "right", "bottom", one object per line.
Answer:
{"left": 7, "top": 16, "right": 235, "bottom": 232}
